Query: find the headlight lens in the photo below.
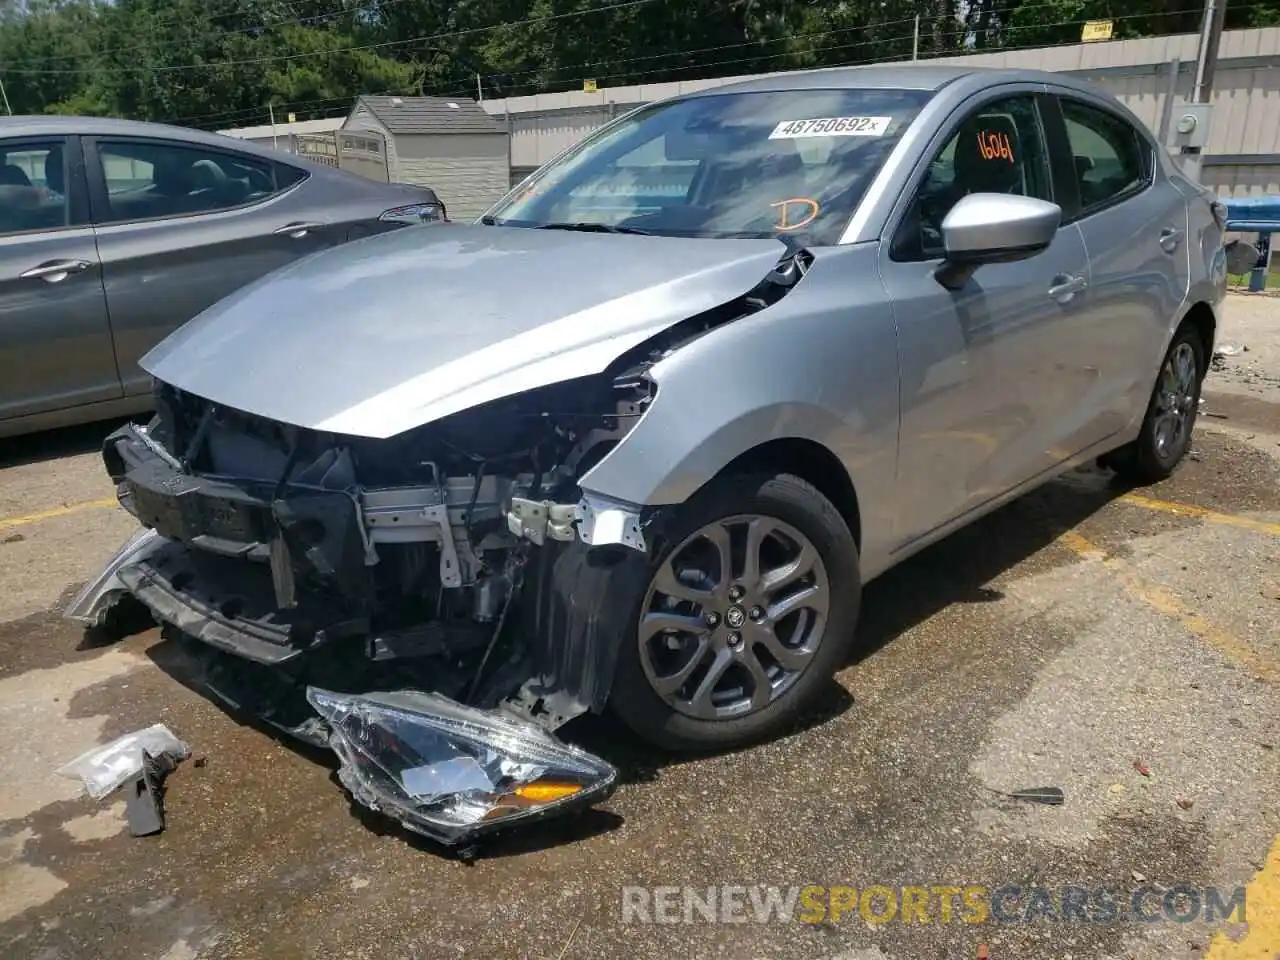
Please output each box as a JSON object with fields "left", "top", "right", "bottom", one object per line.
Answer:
{"left": 307, "top": 687, "right": 616, "bottom": 845}
{"left": 380, "top": 201, "right": 447, "bottom": 224}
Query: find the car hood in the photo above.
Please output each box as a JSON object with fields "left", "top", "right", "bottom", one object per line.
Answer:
{"left": 141, "top": 224, "right": 786, "bottom": 439}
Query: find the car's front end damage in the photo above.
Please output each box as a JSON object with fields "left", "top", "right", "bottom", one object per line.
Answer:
{"left": 66, "top": 221, "right": 812, "bottom": 848}
{"left": 67, "top": 370, "right": 654, "bottom": 844}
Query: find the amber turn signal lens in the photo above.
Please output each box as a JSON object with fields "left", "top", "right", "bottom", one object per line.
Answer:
{"left": 514, "top": 781, "right": 583, "bottom": 803}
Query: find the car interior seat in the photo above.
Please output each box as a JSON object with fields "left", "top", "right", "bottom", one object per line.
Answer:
{"left": 0, "top": 163, "right": 32, "bottom": 187}
{"left": 950, "top": 113, "right": 1024, "bottom": 198}
{"left": 43, "top": 146, "right": 64, "bottom": 195}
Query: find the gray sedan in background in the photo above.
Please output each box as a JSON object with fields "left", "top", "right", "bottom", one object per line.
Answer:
{"left": 70, "top": 65, "right": 1226, "bottom": 845}
{"left": 0, "top": 115, "right": 446, "bottom": 438}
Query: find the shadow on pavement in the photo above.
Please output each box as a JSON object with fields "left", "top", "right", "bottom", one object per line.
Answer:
{"left": 0, "top": 415, "right": 139, "bottom": 469}
{"left": 849, "top": 462, "right": 1129, "bottom": 667}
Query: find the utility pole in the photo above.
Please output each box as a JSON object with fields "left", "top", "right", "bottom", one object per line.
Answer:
{"left": 0, "top": 76, "right": 11, "bottom": 116}
{"left": 476, "top": 73, "right": 483, "bottom": 102}
{"left": 1176, "top": 0, "right": 1227, "bottom": 182}
{"left": 912, "top": 15, "right": 920, "bottom": 61}
{"left": 269, "top": 102, "right": 278, "bottom": 150}
{"left": 1192, "top": 0, "right": 1228, "bottom": 103}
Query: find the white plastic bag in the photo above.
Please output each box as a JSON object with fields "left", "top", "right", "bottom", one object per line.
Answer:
{"left": 57, "top": 724, "right": 190, "bottom": 800}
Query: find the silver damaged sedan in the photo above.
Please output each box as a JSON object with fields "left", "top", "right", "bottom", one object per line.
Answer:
{"left": 69, "top": 64, "right": 1227, "bottom": 845}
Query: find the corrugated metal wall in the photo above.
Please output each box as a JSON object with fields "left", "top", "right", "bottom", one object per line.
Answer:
{"left": 483, "top": 26, "right": 1280, "bottom": 197}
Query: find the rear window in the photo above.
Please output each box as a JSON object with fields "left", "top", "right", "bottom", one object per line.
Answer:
{"left": 274, "top": 162, "right": 309, "bottom": 189}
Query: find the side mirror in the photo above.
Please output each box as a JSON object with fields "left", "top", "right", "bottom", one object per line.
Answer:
{"left": 936, "top": 193, "right": 1062, "bottom": 290}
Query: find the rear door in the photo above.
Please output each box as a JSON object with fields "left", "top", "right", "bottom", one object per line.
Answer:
{"left": 0, "top": 135, "right": 121, "bottom": 422}
{"left": 1043, "top": 90, "right": 1190, "bottom": 445}
{"left": 85, "top": 136, "right": 344, "bottom": 396}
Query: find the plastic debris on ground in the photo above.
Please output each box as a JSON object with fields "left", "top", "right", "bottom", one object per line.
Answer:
{"left": 125, "top": 749, "right": 181, "bottom": 836}
{"left": 57, "top": 724, "right": 190, "bottom": 800}
{"left": 986, "top": 785, "right": 1066, "bottom": 805}
{"left": 306, "top": 687, "right": 617, "bottom": 848}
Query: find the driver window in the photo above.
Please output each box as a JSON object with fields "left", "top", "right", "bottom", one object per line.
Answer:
{"left": 891, "top": 95, "right": 1052, "bottom": 262}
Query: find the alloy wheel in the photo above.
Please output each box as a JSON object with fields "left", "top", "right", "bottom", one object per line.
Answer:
{"left": 637, "top": 514, "right": 831, "bottom": 721}
{"left": 1152, "top": 341, "right": 1198, "bottom": 462}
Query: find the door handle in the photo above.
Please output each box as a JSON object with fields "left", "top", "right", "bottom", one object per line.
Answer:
{"left": 1048, "top": 273, "right": 1087, "bottom": 303}
{"left": 1160, "top": 227, "right": 1184, "bottom": 253}
{"left": 19, "top": 259, "right": 91, "bottom": 283}
{"left": 274, "top": 221, "right": 325, "bottom": 239}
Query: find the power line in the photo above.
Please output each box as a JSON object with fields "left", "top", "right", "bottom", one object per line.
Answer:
{"left": 482, "top": 5, "right": 1214, "bottom": 99}
{"left": 170, "top": 5, "right": 1219, "bottom": 129}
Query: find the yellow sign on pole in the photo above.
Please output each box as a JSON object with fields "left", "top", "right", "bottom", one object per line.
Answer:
{"left": 287, "top": 112, "right": 297, "bottom": 123}
{"left": 1081, "top": 19, "right": 1114, "bottom": 42}
{"left": 583, "top": 79, "right": 598, "bottom": 93}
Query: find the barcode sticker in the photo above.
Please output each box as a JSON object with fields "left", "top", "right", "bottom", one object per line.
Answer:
{"left": 768, "top": 116, "right": 893, "bottom": 139}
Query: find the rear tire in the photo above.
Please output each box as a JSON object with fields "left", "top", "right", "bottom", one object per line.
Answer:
{"left": 1102, "top": 322, "right": 1206, "bottom": 485}
{"left": 608, "top": 470, "right": 860, "bottom": 753}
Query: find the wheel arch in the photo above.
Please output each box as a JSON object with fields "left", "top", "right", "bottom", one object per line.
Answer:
{"left": 710, "top": 437, "right": 863, "bottom": 552}
{"left": 1179, "top": 300, "right": 1217, "bottom": 378}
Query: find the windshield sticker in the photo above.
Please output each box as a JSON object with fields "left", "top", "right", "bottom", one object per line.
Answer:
{"left": 769, "top": 116, "right": 892, "bottom": 139}
{"left": 976, "top": 129, "right": 1015, "bottom": 163}
{"left": 770, "top": 198, "right": 820, "bottom": 231}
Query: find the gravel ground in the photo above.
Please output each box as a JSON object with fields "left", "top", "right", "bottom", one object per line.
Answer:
{"left": 0, "top": 297, "right": 1277, "bottom": 960}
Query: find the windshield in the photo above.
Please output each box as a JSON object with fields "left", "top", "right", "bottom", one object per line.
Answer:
{"left": 485, "top": 88, "right": 932, "bottom": 245}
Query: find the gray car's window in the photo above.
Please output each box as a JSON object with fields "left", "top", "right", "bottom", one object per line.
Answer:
{"left": 485, "top": 88, "right": 933, "bottom": 245}
{"left": 892, "top": 95, "right": 1052, "bottom": 262}
{"left": 0, "top": 141, "right": 69, "bottom": 236}
{"left": 96, "top": 140, "right": 280, "bottom": 223}
{"left": 1060, "top": 99, "right": 1148, "bottom": 215}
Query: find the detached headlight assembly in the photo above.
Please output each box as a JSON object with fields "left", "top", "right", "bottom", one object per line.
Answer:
{"left": 380, "top": 201, "right": 447, "bottom": 224}
{"left": 306, "top": 688, "right": 617, "bottom": 846}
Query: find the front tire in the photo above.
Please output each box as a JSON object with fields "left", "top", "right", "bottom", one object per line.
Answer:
{"left": 1103, "top": 322, "right": 1206, "bottom": 484}
{"left": 608, "top": 471, "right": 860, "bottom": 753}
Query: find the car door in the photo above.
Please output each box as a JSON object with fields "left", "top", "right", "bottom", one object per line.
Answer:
{"left": 85, "top": 136, "right": 342, "bottom": 397}
{"left": 0, "top": 135, "right": 121, "bottom": 422}
{"left": 1046, "top": 91, "right": 1191, "bottom": 442}
{"left": 877, "top": 90, "right": 1092, "bottom": 547}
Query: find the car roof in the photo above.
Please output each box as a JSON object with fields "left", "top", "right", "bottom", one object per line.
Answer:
{"left": 692, "top": 63, "right": 1102, "bottom": 97}
{"left": 0, "top": 114, "right": 308, "bottom": 164}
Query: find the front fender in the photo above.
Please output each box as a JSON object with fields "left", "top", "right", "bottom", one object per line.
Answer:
{"left": 577, "top": 242, "right": 901, "bottom": 572}
{"left": 582, "top": 400, "right": 856, "bottom": 506}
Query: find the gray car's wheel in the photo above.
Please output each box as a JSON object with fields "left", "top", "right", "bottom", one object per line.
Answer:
{"left": 1103, "top": 322, "right": 1206, "bottom": 484}
{"left": 608, "top": 471, "right": 860, "bottom": 753}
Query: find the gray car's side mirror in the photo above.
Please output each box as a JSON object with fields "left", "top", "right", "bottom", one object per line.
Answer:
{"left": 935, "top": 193, "right": 1062, "bottom": 290}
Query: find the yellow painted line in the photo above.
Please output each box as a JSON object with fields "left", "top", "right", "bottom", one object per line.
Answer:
{"left": 0, "top": 496, "right": 119, "bottom": 532}
{"left": 1206, "top": 832, "right": 1280, "bottom": 959}
{"left": 1118, "top": 492, "right": 1280, "bottom": 538}
{"left": 1058, "top": 530, "right": 1278, "bottom": 685}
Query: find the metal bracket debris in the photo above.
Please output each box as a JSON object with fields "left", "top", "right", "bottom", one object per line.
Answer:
{"left": 506, "top": 498, "right": 577, "bottom": 546}
{"left": 501, "top": 682, "right": 585, "bottom": 732}
{"left": 423, "top": 503, "right": 462, "bottom": 587}
{"left": 125, "top": 749, "right": 178, "bottom": 836}
{"left": 576, "top": 493, "right": 646, "bottom": 552}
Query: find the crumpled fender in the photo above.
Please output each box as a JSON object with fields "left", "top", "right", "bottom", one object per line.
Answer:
{"left": 576, "top": 243, "right": 900, "bottom": 571}
{"left": 65, "top": 528, "right": 166, "bottom": 626}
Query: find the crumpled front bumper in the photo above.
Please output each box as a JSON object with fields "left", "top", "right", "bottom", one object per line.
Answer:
{"left": 69, "top": 422, "right": 373, "bottom": 663}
